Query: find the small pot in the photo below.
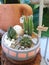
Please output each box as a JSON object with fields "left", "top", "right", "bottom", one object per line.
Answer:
{"left": 1, "top": 32, "right": 39, "bottom": 61}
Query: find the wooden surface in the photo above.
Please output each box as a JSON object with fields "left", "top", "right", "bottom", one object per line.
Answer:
{"left": 1, "top": 50, "right": 41, "bottom": 65}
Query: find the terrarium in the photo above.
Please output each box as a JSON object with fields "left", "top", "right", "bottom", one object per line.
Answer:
{"left": 1, "top": 15, "right": 39, "bottom": 61}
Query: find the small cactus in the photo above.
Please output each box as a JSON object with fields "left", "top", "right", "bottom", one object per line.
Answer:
{"left": 23, "top": 15, "right": 34, "bottom": 35}
{"left": 7, "top": 27, "right": 17, "bottom": 40}
{"left": 23, "top": 17, "right": 28, "bottom": 34}
{"left": 28, "top": 15, "right": 34, "bottom": 35}
{"left": 20, "top": 36, "right": 32, "bottom": 48}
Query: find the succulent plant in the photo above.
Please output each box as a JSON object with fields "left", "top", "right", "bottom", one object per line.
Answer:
{"left": 23, "top": 15, "right": 34, "bottom": 35}
{"left": 23, "top": 17, "right": 28, "bottom": 34}
{"left": 7, "top": 27, "right": 17, "bottom": 40}
{"left": 20, "top": 36, "right": 33, "bottom": 48}
{"left": 28, "top": 15, "right": 34, "bottom": 35}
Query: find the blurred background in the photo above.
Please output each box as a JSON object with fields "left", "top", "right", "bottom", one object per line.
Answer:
{"left": 0, "top": 0, "right": 49, "bottom": 37}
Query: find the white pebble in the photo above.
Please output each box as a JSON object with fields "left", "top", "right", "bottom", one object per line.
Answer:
{"left": 21, "top": 46, "right": 24, "bottom": 49}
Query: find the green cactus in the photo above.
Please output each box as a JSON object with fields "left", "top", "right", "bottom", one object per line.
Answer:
{"left": 23, "top": 15, "right": 34, "bottom": 35}
{"left": 7, "top": 27, "right": 17, "bottom": 40}
{"left": 28, "top": 15, "right": 34, "bottom": 35}
{"left": 23, "top": 17, "right": 28, "bottom": 34}
{"left": 20, "top": 36, "right": 33, "bottom": 48}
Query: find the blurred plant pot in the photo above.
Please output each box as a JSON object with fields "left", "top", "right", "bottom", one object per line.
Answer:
{"left": 1, "top": 32, "right": 39, "bottom": 61}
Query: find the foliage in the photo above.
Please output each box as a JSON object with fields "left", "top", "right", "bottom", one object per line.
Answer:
{"left": 42, "top": 8, "right": 49, "bottom": 37}
{"left": 29, "top": 4, "right": 49, "bottom": 37}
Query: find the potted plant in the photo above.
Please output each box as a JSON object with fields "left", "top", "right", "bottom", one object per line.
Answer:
{"left": 1, "top": 15, "right": 39, "bottom": 61}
